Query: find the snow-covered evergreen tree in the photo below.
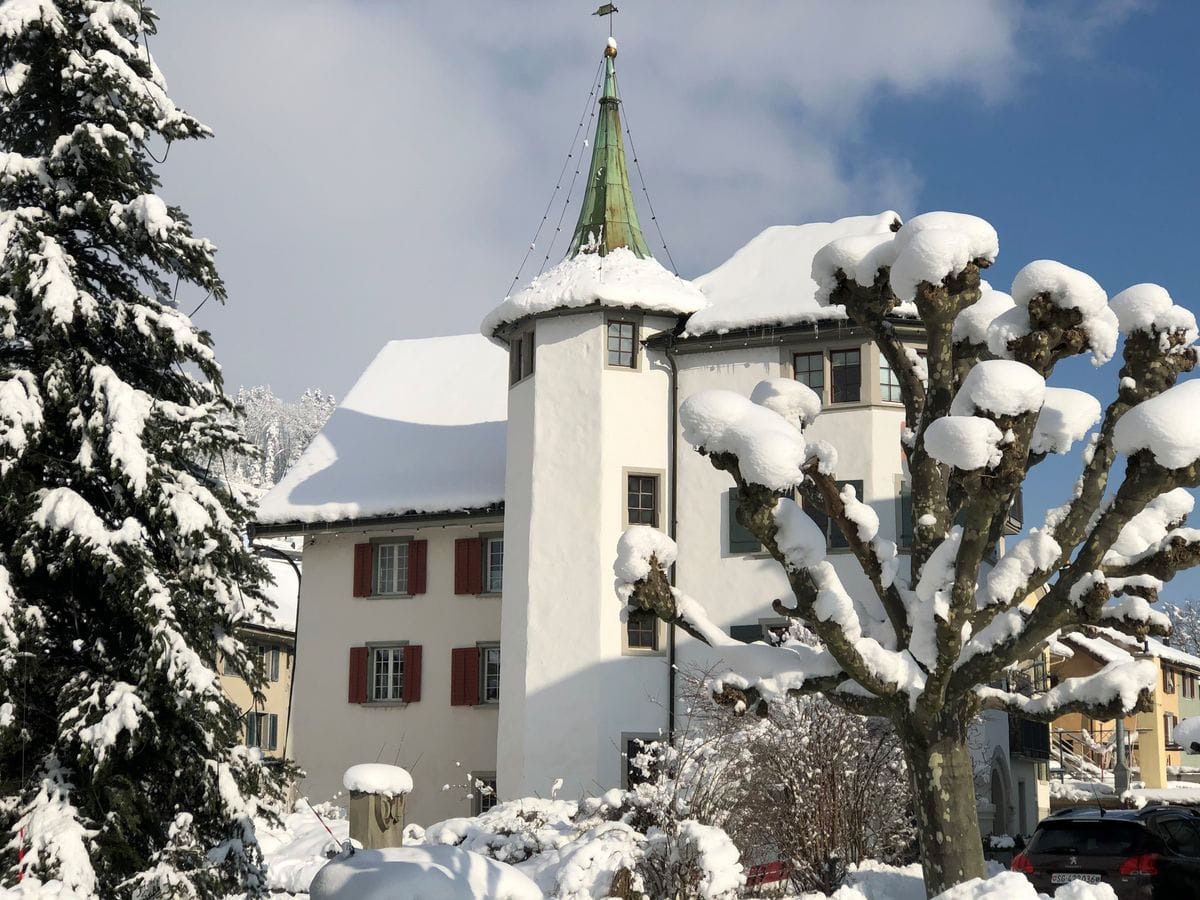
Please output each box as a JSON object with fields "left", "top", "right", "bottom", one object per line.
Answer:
{"left": 0, "top": 2, "right": 286, "bottom": 896}
{"left": 230, "top": 385, "right": 335, "bottom": 488}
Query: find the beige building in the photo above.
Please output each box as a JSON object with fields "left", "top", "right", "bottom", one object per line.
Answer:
{"left": 219, "top": 548, "right": 300, "bottom": 760}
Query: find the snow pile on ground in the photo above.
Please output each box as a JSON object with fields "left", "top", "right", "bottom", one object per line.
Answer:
{"left": 257, "top": 335, "right": 507, "bottom": 525}
{"left": 309, "top": 844, "right": 542, "bottom": 900}
{"left": 253, "top": 802, "right": 350, "bottom": 895}
{"left": 686, "top": 212, "right": 901, "bottom": 336}
{"left": 482, "top": 247, "right": 706, "bottom": 337}
{"left": 788, "top": 861, "right": 1116, "bottom": 900}
{"left": 343, "top": 763, "right": 413, "bottom": 797}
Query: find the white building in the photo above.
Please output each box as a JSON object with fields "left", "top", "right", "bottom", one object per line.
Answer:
{"left": 256, "top": 41, "right": 1045, "bottom": 833}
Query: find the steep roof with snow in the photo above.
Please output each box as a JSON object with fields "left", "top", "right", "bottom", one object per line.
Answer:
{"left": 682, "top": 212, "right": 903, "bottom": 337}
{"left": 256, "top": 335, "right": 507, "bottom": 527}
{"left": 1145, "top": 637, "right": 1200, "bottom": 671}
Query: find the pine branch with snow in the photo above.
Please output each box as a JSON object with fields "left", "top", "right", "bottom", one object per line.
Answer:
{"left": 0, "top": 2, "right": 289, "bottom": 896}
{"left": 614, "top": 211, "right": 1200, "bottom": 895}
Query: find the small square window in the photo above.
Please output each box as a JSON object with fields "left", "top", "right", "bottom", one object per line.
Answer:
{"left": 480, "top": 644, "right": 501, "bottom": 704}
{"left": 793, "top": 352, "right": 824, "bottom": 394}
{"left": 375, "top": 543, "right": 410, "bottom": 595}
{"left": 607, "top": 321, "right": 637, "bottom": 368}
{"left": 624, "top": 737, "right": 659, "bottom": 789}
{"left": 830, "top": 349, "right": 861, "bottom": 403}
{"left": 626, "top": 474, "right": 658, "bottom": 527}
{"left": 509, "top": 330, "right": 535, "bottom": 385}
{"left": 880, "top": 357, "right": 903, "bottom": 403}
{"left": 626, "top": 609, "right": 659, "bottom": 651}
{"left": 371, "top": 646, "right": 405, "bottom": 702}
{"left": 484, "top": 537, "right": 504, "bottom": 593}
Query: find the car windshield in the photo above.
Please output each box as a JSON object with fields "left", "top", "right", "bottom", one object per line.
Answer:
{"left": 1028, "top": 821, "right": 1144, "bottom": 856}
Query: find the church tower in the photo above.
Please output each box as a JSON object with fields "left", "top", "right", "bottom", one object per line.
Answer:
{"left": 482, "top": 39, "right": 704, "bottom": 800}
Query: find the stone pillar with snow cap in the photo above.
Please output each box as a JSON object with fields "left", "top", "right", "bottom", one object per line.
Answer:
{"left": 343, "top": 763, "right": 413, "bottom": 849}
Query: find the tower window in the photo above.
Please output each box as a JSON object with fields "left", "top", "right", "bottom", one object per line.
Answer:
{"left": 880, "top": 356, "right": 903, "bottom": 403}
{"left": 626, "top": 474, "right": 659, "bottom": 527}
{"left": 607, "top": 320, "right": 637, "bottom": 368}
{"left": 509, "top": 329, "right": 535, "bottom": 385}
{"left": 830, "top": 349, "right": 861, "bottom": 403}
{"left": 626, "top": 609, "right": 659, "bottom": 650}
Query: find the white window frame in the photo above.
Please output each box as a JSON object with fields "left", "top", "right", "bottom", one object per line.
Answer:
{"left": 373, "top": 541, "right": 410, "bottom": 596}
{"left": 369, "top": 643, "right": 407, "bottom": 703}
{"left": 484, "top": 535, "right": 504, "bottom": 594}
{"left": 479, "top": 642, "right": 501, "bottom": 705}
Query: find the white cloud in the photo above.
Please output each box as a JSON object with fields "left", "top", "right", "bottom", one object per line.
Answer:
{"left": 148, "top": 1, "right": 1136, "bottom": 397}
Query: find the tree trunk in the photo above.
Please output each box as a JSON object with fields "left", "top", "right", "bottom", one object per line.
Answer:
{"left": 901, "top": 729, "right": 986, "bottom": 896}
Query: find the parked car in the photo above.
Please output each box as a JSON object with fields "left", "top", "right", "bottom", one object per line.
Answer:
{"left": 1012, "top": 806, "right": 1200, "bottom": 899}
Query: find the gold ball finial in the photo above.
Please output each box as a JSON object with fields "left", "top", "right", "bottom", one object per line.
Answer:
{"left": 605, "top": 37, "right": 618, "bottom": 58}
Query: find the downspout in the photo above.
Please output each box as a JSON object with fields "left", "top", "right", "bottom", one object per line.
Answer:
{"left": 665, "top": 333, "right": 679, "bottom": 743}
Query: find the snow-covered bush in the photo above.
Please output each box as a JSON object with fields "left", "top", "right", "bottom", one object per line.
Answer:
{"left": 422, "top": 792, "right": 742, "bottom": 899}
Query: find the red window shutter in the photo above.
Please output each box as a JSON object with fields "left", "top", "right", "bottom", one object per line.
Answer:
{"left": 402, "top": 645, "right": 422, "bottom": 703}
{"left": 348, "top": 646, "right": 368, "bottom": 703}
{"left": 455, "top": 539, "right": 483, "bottom": 595}
{"left": 451, "top": 647, "right": 480, "bottom": 706}
{"left": 352, "top": 543, "right": 373, "bottom": 597}
{"left": 408, "top": 540, "right": 428, "bottom": 594}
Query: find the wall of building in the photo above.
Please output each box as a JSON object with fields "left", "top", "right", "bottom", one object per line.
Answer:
{"left": 292, "top": 524, "right": 502, "bottom": 826}
{"left": 498, "top": 311, "right": 676, "bottom": 801}
{"left": 220, "top": 626, "right": 295, "bottom": 759}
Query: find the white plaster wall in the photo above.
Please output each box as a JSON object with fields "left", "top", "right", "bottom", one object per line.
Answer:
{"left": 671, "top": 340, "right": 910, "bottom": 674}
{"left": 291, "top": 526, "right": 501, "bottom": 826}
{"left": 498, "top": 311, "right": 673, "bottom": 800}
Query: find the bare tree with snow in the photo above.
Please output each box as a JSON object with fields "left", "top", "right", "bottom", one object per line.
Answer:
{"left": 615, "top": 212, "right": 1200, "bottom": 894}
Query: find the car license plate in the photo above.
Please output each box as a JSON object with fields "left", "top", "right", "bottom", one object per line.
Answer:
{"left": 1051, "top": 873, "right": 1101, "bottom": 884}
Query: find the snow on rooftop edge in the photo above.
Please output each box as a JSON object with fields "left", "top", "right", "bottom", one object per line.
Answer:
{"left": 256, "top": 335, "right": 508, "bottom": 526}
{"left": 480, "top": 247, "right": 706, "bottom": 338}
{"left": 683, "top": 211, "right": 903, "bottom": 337}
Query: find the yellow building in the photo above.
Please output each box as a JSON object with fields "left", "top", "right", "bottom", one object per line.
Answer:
{"left": 1049, "top": 630, "right": 1200, "bottom": 789}
{"left": 218, "top": 547, "right": 299, "bottom": 759}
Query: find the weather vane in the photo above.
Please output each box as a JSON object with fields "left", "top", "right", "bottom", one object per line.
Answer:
{"left": 592, "top": 3, "right": 618, "bottom": 37}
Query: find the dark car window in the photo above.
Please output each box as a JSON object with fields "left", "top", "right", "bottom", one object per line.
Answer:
{"left": 1028, "top": 822, "right": 1145, "bottom": 856}
{"left": 1159, "top": 819, "right": 1200, "bottom": 857}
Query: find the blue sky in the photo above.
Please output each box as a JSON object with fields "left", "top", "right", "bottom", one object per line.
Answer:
{"left": 153, "top": 2, "right": 1199, "bottom": 602}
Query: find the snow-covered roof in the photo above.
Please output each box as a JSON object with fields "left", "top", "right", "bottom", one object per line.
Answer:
{"left": 682, "top": 211, "right": 903, "bottom": 337}
{"left": 1057, "top": 632, "right": 1135, "bottom": 666}
{"left": 480, "top": 247, "right": 707, "bottom": 339}
{"left": 1145, "top": 637, "right": 1200, "bottom": 671}
{"left": 256, "top": 335, "right": 507, "bottom": 527}
{"left": 258, "top": 555, "right": 299, "bottom": 633}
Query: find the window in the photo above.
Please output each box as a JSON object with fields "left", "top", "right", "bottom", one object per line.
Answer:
{"left": 484, "top": 537, "right": 504, "bottom": 593}
{"left": 793, "top": 352, "right": 824, "bottom": 395}
{"left": 1164, "top": 667, "right": 1177, "bottom": 694}
{"left": 623, "top": 736, "right": 660, "bottom": 789}
{"left": 803, "top": 479, "right": 864, "bottom": 549}
{"left": 607, "top": 320, "right": 637, "bottom": 368}
{"left": 1160, "top": 819, "right": 1200, "bottom": 857}
{"left": 727, "top": 489, "right": 762, "bottom": 554}
{"left": 261, "top": 644, "right": 281, "bottom": 682}
{"left": 375, "top": 542, "right": 410, "bottom": 595}
{"left": 1184, "top": 672, "right": 1197, "bottom": 700}
{"left": 626, "top": 474, "right": 659, "bottom": 527}
{"left": 371, "top": 646, "right": 405, "bottom": 702}
{"left": 626, "top": 609, "right": 659, "bottom": 651}
{"left": 1165, "top": 713, "right": 1179, "bottom": 748}
{"left": 509, "top": 330, "right": 535, "bottom": 385}
{"left": 472, "top": 774, "right": 498, "bottom": 816}
{"left": 830, "top": 349, "right": 861, "bottom": 403}
{"left": 246, "top": 712, "right": 278, "bottom": 751}
{"left": 880, "top": 356, "right": 903, "bottom": 403}
{"left": 480, "top": 644, "right": 501, "bottom": 704}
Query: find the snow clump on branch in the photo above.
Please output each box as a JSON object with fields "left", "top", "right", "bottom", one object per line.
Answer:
{"left": 1112, "top": 379, "right": 1200, "bottom": 470}
{"left": 749, "top": 377, "right": 821, "bottom": 430}
{"left": 1031, "top": 388, "right": 1102, "bottom": 457}
{"left": 1011, "top": 260, "right": 1118, "bottom": 365}
{"left": 1110, "top": 283, "right": 1198, "bottom": 347}
{"left": 950, "top": 359, "right": 1045, "bottom": 417}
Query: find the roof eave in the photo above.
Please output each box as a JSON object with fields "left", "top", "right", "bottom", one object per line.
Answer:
{"left": 250, "top": 503, "right": 505, "bottom": 538}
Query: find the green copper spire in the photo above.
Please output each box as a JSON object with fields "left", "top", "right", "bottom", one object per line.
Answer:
{"left": 566, "top": 42, "right": 652, "bottom": 259}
